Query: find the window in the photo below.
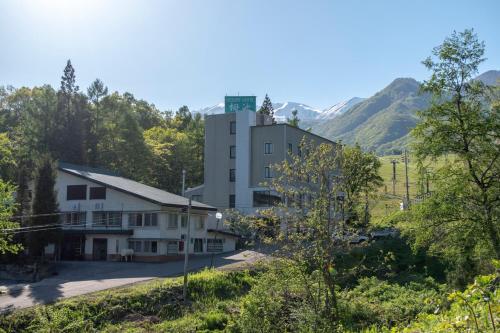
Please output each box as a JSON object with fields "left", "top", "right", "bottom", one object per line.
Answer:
{"left": 107, "top": 212, "right": 122, "bottom": 226}
{"left": 92, "top": 212, "right": 107, "bottom": 226}
{"left": 264, "top": 142, "right": 273, "bottom": 154}
{"left": 230, "top": 145, "right": 236, "bottom": 159}
{"left": 92, "top": 212, "right": 122, "bottom": 226}
{"left": 167, "top": 213, "right": 178, "bottom": 229}
{"left": 229, "top": 194, "right": 235, "bottom": 208}
{"left": 194, "top": 238, "right": 203, "bottom": 253}
{"left": 195, "top": 216, "right": 205, "bottom": 230}
{"left": 129, "top": 213, "right": 143, "bottom": 227}
{"left": 207, "top": 239, "right": 223, "bottom": 252}
{"left": 264, "top": 166, "right": 272, "bottom": 178}
{"left": 62, "top": 212, "right": 86, "bottom": 225}
{"left": 253, "top": 191, "right": 281, "bottom": 207}
{"left": 288, "top": 143, "right": 293, "bottom": 154}
{"left": 191, "top": 194, "right": 202, "bottom": 202}
{"left": 229, "top": 169, "right": 235, "bottom": 182}
{"left": 144, "top": 213, "right": 158, "bottom": 227}
{"left": 89, "top": 187, "right": 106, "bottom": 200}
{"left": 128, "top": 240, "right": 142, "bottom": 252}
{"left": 143, "top": 240, "right": 158, "bottom": 253}
{"left": 67, "top": 185, "right": 87, "bottom": 200}
{"left": 230, "top": 121, "right": 236, "bottom": 134}
{"left": 181, "top": 215, "right": 188, "bottom": 228}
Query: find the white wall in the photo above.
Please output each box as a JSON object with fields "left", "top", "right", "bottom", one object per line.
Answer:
{"left": 53, "top": 170, "right": 215, "bottom": 256}
{"left": 235, "top": 110, "right": 256, "bottom": 210}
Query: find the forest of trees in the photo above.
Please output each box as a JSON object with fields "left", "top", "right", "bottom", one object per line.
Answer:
{"left": 0, "top": 60, "right": 205, "bottom": 194}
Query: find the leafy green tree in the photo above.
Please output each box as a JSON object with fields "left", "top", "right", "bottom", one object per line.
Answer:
{"left": 339, "top": 144, "right": 383, "bottom": 225}
{"left": 28, "top": 156, "right": 60, "bottom": 257}
{"left": 174, "top": 105, "right": 193, "bottom": 131}
{"left": 0, "top": 133, "right": 16, "bottom": 181}
{"left": 287, "top": 109, "right": 300, "bottom": 127}
{"left": 96, "top": 93, "right": 150, "bottom": 180}
{"left": 258, "top": 140, "right": 347, "bottom": 324}
{"left": 405, "top": 29, "right": 500, "bottom": 265}
{"left": 258, "top": 94, "right": 275, "bottom": 122}
{"left": 0, "top": 180, "right": 22, "bottom": 254}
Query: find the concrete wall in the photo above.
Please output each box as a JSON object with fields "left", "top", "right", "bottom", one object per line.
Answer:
{"left": 203, "top": 113, "right": 236, "bottom": 209}
{"left": 250, "top": 124, "right": 336, "bottom": 188}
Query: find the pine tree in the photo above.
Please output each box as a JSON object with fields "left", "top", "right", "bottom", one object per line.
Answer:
{"left": 55, "top": 60, "right": 89, "bottom": 164}
{"left": 258, "top": 94, "right": 275, "bottom": 122}
{"left": 28, "top": 156, "right": 60, "bottom": 258}
{"left": 87, "top": 79, "right": 109, "bottom": 165}
{"left": 60, "top": 60, "right": 79, "bottom": 95}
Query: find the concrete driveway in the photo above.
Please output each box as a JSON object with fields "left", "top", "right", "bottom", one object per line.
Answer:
{"left": 0, "top": 250, "right": 264, "bottom": 312}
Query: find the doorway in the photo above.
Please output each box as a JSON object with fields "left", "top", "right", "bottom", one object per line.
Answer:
{"left": 92, "top": 238, "right": 108, "bottom": 261}
{"left": 194, "top": 238, "right": 203, "bottom": 253}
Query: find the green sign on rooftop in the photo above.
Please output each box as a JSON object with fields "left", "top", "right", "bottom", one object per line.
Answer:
{"left": 225, "top": 96, "right": 256, "bottom": 113}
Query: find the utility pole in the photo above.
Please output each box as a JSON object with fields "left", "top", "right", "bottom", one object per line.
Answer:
{"left": 182, "top": 198, "right": 191, "bottom": 303}
{"left": 391, "top": 159, "right": 397, "bottom": 196}
{"left": 181, "top": 169, "right": 186, "bottom": 197}
{"left": 404, "top": 149, "right": 410, "bottom": 209}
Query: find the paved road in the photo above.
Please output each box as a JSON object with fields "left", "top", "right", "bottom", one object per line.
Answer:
{"left": 0, "top": 250, "right": 264, "bottom": 312}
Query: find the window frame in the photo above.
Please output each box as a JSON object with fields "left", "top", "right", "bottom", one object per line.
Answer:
{"left": 229, "top": 168, "right": 236, "bottom": 182}
{"left": 229, "top": 145, "right": 236, "bottom": 159}
{"left": 229, "top": 121, "right": 236, "bottom": 134}
{"left": 66, "top": 185, "right": 87, "bottom": 201}
{"left": 129, "top": 213, "right": 143, "bottom": 227}
{"left": 89, "top": 187, "right": 106, "bottom": 200}
{"left": 167, "top": 213, "right": 178, "bottom": 229}
{"left": 229, "top": 194, "right": 235, "bottom": 208}
{"left": 181, "top": 215, "right": 188, "bottom": 228}
{"left": 144, "top": 213, "right": 158, "bottom": 227}
{"left": 264, "top": 166, "right": 272, "bottom": 179}
{"left": 264, "top": 142, "right": 273, "bottom": 154}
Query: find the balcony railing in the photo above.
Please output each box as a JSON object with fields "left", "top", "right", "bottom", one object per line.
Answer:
{"left": 61, "top": 211, "right": 127, "bottom": 230}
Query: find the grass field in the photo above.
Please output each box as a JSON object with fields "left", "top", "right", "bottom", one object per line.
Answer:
{"left": 369, "top": 153, "right": 448, "bottom": 225}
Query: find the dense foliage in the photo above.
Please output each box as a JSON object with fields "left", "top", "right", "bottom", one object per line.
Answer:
{"left": 396, "top": 29, "right": 500, "bottom": 286}
{"left": 0, "top": 180, "right": 21, "bottom": 254}
{"left": 1, "top": 263, "right": 496, "bottom": 332}
{"left": 0, "top": 61, "right": 205, "bottom": 194}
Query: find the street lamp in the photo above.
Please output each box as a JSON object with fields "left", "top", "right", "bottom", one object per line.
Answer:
{"left": 210, "top": 212, "right": 223, "bottom": 268}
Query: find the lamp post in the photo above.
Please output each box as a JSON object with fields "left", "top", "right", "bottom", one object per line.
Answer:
{"left": 210, "top": 212, "right": 222, "bottom": 268}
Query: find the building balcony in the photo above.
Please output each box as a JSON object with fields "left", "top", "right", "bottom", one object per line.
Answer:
{"left": 61, "top": 212, "right": 132, "bottom": 235}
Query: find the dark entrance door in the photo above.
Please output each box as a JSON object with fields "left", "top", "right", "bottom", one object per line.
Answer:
{"left": 61, "top": 235, "right": 85, "bottom": 260}
{"left": 93, "top": 238, "right": 108, "bottom": 261}
{"left": 194, "top": 238, "right": 203, "bottom": 253}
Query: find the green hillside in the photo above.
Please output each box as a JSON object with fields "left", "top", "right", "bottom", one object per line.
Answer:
{"left": 313, "top": 78, "right": 430, "bottom": 155}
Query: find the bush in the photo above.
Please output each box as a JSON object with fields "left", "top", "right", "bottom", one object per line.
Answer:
{"left": 340, "top": 276, "right": 444, "bottom": 329}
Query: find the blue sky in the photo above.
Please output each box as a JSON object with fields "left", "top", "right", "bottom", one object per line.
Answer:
{"left": 1, "top": 0, "right": 499, "bottom": 111}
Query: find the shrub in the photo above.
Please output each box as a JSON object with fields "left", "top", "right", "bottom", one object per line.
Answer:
{"left": 339, "top": 276, "right": 444, "bottom": 329}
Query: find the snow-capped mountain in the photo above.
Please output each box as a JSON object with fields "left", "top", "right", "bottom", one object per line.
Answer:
{"left": 317, "top": 97, "right": 365, "bottom": 120}
{"left": 192, "top": 98, "right": 365, "bottom": 121}
{"left": 194, "top": 102, "right": 225, "bottom": 115}
{"left": 272, "top": 102, "right": 322, "bottom": 122}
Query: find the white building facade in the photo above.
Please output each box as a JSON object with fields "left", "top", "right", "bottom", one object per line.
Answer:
{"left": 42, "top": 164, "right": 236, "bottom": 261}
